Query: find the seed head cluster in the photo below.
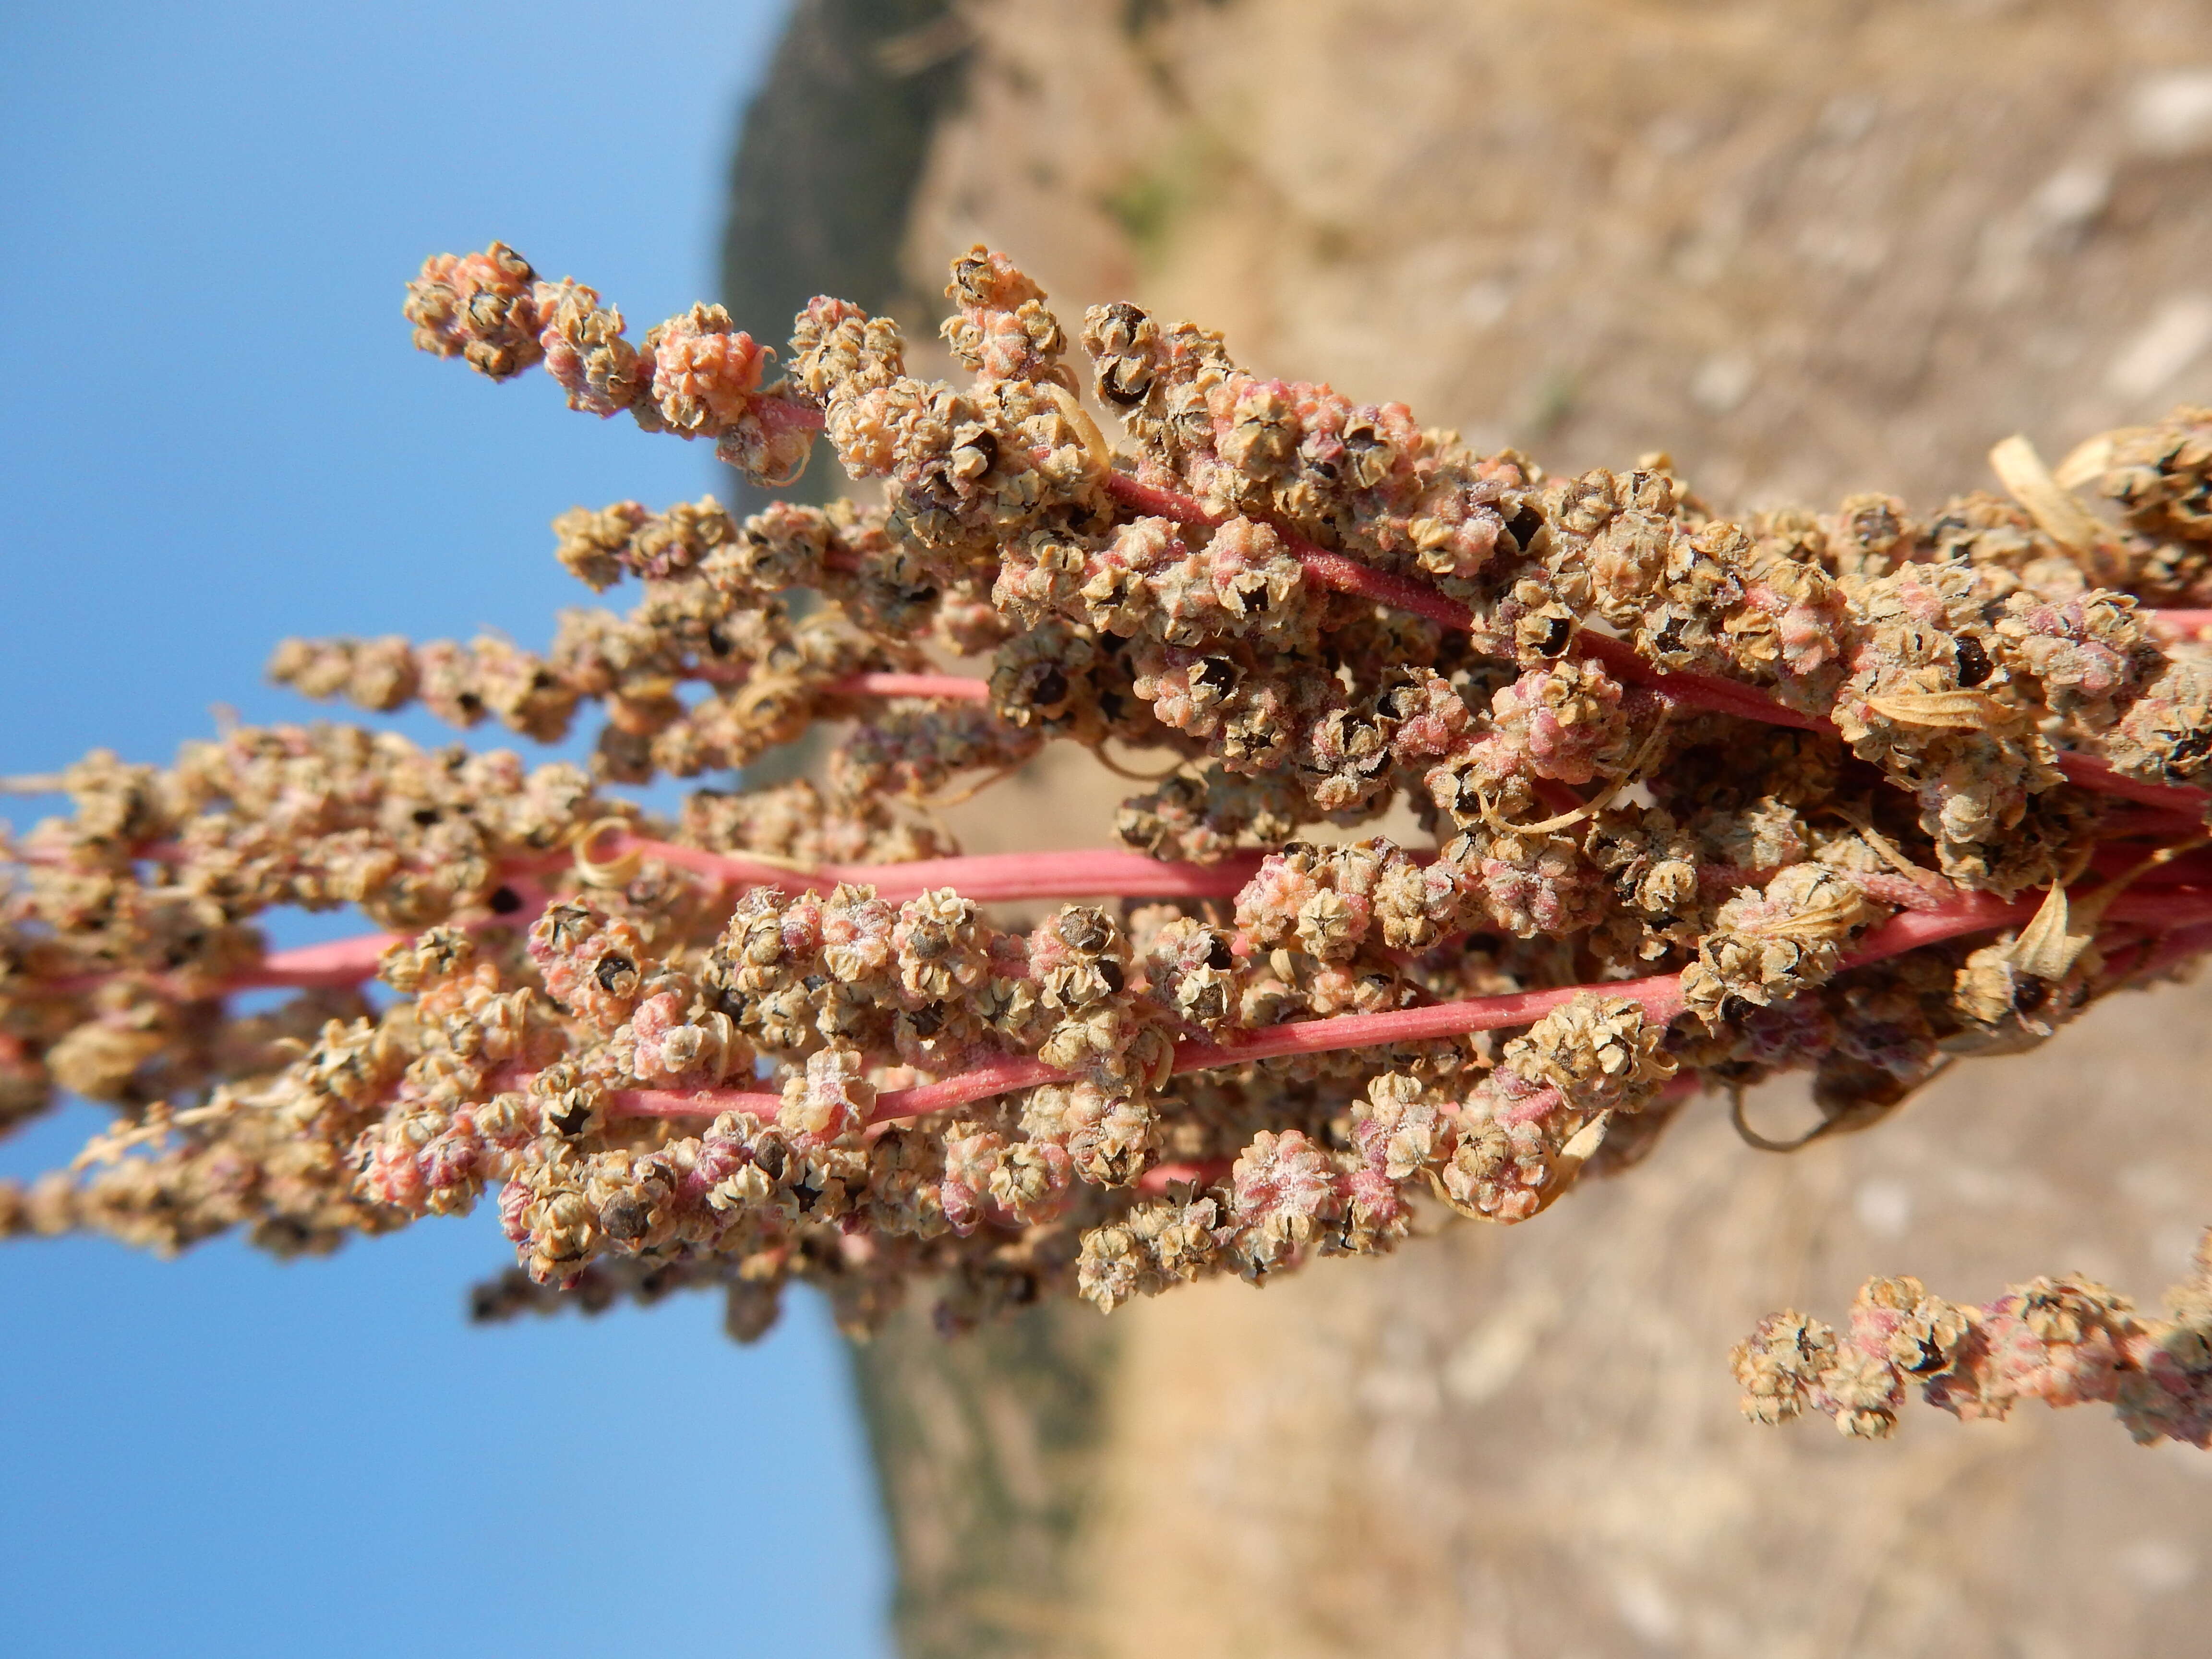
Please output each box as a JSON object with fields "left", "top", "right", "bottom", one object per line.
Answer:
{"left": 7, "top": 242, "right": 2212, "bottom": 1444}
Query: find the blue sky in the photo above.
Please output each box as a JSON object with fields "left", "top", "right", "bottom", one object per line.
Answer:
{"left": 0, "top": 5, "right": 892, "bottom": 1654}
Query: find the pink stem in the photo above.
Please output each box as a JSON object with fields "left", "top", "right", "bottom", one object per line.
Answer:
{"left": 614, "top": 1085, "right": 784, "bottom": 1118}
{"left": 1570, "top": 632, "right": 1828, "bottom": 731}
{"left": 25, "top": 880, "right": 551, "bottom": 1000}
{"left": 1103, "top": 471, "right": 1479, "bottom": 632}
{"left": 1101, "top": 473, "right": 1822, "bottom": 722}
{"left": 1138, "top": 1159, "right": 1232, "bottom": 1194}
{"left": 2148, "top": 609, "right": 2212, "bottom": 638}
{"left": 6, "top": 838, "right": 190, "bottom": 869}
{"left": 1096, "top": 471, "right": 2212, "bottom": 813}
{"left": 1840, "top": 892, "right": 2028, "bottom": 965}
{"left": 229, "top": 933, "right": 407, "bottom": 990}
{"left": 831, "top": 672, "right": 990, "bottom": 702}
{"left": 27, "top": 815, "right": 2212, "bottom": 1011}
{"left": 608, "top": 1058, "right": 1066, "bottom": 1128}
{"left": 597, "top": 833, "right": 1262, "bottom": 903}
{"left": 1839, "top": 888, "right": 2212, "bottom": 966}
{"left": 1288, "top": 543, "right": 1481, "bottom": 633}
{"left": 2051, "top": 751, "right": 2206, "bottom": 812}
{"left": 1174, "top": 975, "right": 1691, "bottom": 1068}
{"left": 755, "top": 395, "right": 826, "bottom": 435}
{"left": 682, "top": 667, "right": 990, "bottom": 702}
{"left": 35, "top": 932, "right": 407, "bottom": 999}
{"left": 12, "top": 846, "right": 1256, "bottom": 1000}
{"left": 604, "top": 977, "right": 1692, "bottom": 1125}
{"left": 609, "top": 882, "right": 2212, "bottom": 1124}
{"left": 874, "top": 1057, "right": 1066, "bottom": 1118}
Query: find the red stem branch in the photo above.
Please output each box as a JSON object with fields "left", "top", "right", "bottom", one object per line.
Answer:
{"left": 28, "top": 880, "right": 554, "bottom": 1001}
{"left": 2148, "top": 608, "right": 2212, "bottom": 639}
{"left": 14, "top": 847, "right": 1259, "bottom": 1000}
{"left": 39, "top": 930, "right": 406, "bottom": 999}
{"left": 592, "top": 833, "right": 1262, "bottom": 904}
{"left": 1097, "top": 471, "right": 2212, "bottom": 814}
{"left": 757, "top": 395, "right": 827, "bottom": 435}
{"left": 613, "top": 880, "right": 2212, "bottom": 1127}
{"left": 682, "top": 667, "right": 989, "bottom": 702}
{"left": 833, "top": 672, "right": 991, "bottom": 701}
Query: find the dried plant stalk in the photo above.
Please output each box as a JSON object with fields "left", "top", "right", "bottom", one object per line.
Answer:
{"left": 8, "top": 239, "right": 2212, "bottom": 1445}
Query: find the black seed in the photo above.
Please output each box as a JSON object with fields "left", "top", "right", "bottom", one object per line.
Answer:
{"left": 2013, "top": 976, "right": 2051, "bottom": 1015}
{"left": 1205, "top": 935, "right": 1235, "bottom": 970}
{"left": 1655, "top": 614, "right": 1687, "bottom": 653}
{"left": 594, "top": 954, "right": 636, "bottom": 992}
{"left": 1097, "top": 959, "right": 1125, "bottom": 993}
{"left": 411, "top": 807, "right": 441, "bottom": 827}
{"left": 1954, "top": 634, "right": 1993, "bottom": 688}
{"left": 489, "top": 885, "right": 523, "bottom": 914}
{"left": 908, "top": 1005, "right": 944, "bottom": 1037}
{"left": 793, "top": 1181, "right": 822, "bottom": 1214}
{"left": 549, "top": 1101, "right": 593, "bottom": 1137}
{"left": 1505, "top": 502, "right": 1546, "bottom": 549}
{"left": 1196, "top": 656, "right": 1237, "bottom": 692}
{"left": 1102, "top": 361, "right": 1150, "bottom": 405}
{"left": 1032, "top": 667, "right": 1069, "bottom": 707}
{"left": 1539, "top": 615, "right": 1572, "bottom": 657}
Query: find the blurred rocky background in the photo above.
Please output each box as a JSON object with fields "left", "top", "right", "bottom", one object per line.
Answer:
{"left": 721, "top": 3, "right": 2212, "bottom": 1653}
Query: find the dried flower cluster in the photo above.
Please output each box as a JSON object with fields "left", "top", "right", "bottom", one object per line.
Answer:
{"left": 7, "top": 240, "right": 2212, "bottom": 1444}
{"left": 1736, "top": 1228, "right": 2212, "bottom": 1446}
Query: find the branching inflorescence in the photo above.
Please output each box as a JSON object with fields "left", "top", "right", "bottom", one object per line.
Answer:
{"left": 9, "top": 240, "right": 2212, "bottom": 1444}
